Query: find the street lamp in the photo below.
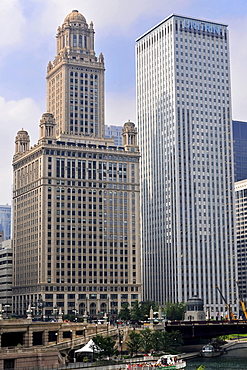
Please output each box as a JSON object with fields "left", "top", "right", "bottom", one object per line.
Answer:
{"left": 53, "top": 306, "right": 58, "bottom": 321}
{"left": 119, "top": 329, "right": 124, "bottom": 358}
{"left": 96, "top": 323, "right": 98, "bottom": 334}
{"left": 38, "top": 295, "right": 44, "bottom": 321}
{"left": 120, "top": 340, "right": 123, "bottom": 358}
{"left": 30, "top": 305, "right": 36, "bottom": 320}
{"left": 4, "top": 304, "right": 10, "bottom": 319}
{"left": 83, "top": 326, "right": 86, "bottom": 338}
{"left": 72, "top": 309, "right": 78, "bottom": 321}
{"left": 55, "top": 332, "right": 58, "bottom": 344}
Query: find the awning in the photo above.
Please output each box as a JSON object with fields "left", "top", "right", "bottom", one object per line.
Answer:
{"left": 75, "top": 339, "right": 100, "bottom": 353}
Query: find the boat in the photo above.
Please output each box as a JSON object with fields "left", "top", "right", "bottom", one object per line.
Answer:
{"left": 132, "top": 354, "right": 186, "bottom": 369}
{"left": 156, "top": 355, "right": 186, "bottom": 369}
{"left": 200, "top": 344, "right": 224, "bottom": 357}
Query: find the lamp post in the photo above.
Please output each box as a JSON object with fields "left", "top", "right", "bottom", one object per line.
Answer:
{"left": 92, "top": 344, "right": 95, "bottom": 362}
{"left": 38, "top": 295, "right": 44, "bottom": 321}
{"left": 119, "top": 329, "right": 124, "bottom": 358}
{"left": 31, "top": 306, "right": 36, "bottom": 319}
{"left": 120, "top": 340, "right": 123, "bottom": 358}
{"left": 96, "top": 323, "right": 98, "bottom": 334}
{"left": 55, "top": 332, "right": 58, "bottom": 344}
{"left": 4, "top": 304, "right": 10, "bottom": 319}
{"left": 83, "top": 326, "right": 86, "bottom": 338}
{"left": 72, "top": 309, "right": 78, "bottom": 322}
{"left": 53, "top": 306, "right": 58, "bottom": 321}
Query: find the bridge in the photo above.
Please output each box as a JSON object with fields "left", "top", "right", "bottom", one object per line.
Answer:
{"left": 0, "top": 318, "right": 247, "bottom": 368}
{"left": 165, "top": 320, "right": 247, "bottom": 342}
{"left": 0, "top": 318, "right": 126, "bottom": 368}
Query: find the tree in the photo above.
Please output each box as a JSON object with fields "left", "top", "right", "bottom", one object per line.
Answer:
{"left": 164, "top": 302, "right": 186, "bottom": 321}
{"left": 167, "top": 330, "right": 183, "bottom": 349}
{"left": 140, "top": 328, "right": 154, "bottom": 353}
{"left": 140, "top": 301, "right": 159, "bottom": 321}
{"left": 118, "top": 302, "right": 131, "bottom": 321}
{"left": 130, "top": 301, "right": 159, "bottom": 322}
{"left": 130, "top": 301, "right": 142, "bottom": 321}
{"left": 126, "top": 331, "right": 142, "bottom": 356}
{"left": 151, "top": 331, "right": 164, "bottom": 352}
{"left": 92, "top": 335, "right": 117, "bottom": 358}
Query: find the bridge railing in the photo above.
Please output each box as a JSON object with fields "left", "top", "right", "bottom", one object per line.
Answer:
{"left": 166, "top": 320, "right": 247, "bottom": 326}
{"left": 46, "top": 326, "right": 121, "bottom": 352}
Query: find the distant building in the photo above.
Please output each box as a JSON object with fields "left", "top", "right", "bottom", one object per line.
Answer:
{"left": 0, "top": 240, "right": 12, "bottom": 317}
{"left": 0, "top": 205, "right": 11, "bottom": 241}
{"left": 235, "top": 180, "right": 247, "bottom": 302}
{"left": 105, "top": 125, "right": 123, "bottom": 146}
{"left": 233, "top": 120, "right": 247, "bottom": 182}
{"left": 12, "top": 10, "right": 141, "bottom": 317}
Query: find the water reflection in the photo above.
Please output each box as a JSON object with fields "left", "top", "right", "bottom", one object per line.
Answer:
{"left": 186, "top": 348, "right": 247, "bottom": 369}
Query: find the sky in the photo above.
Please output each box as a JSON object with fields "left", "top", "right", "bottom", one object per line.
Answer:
{"left": 1, "top": 0, "right": 247, "bottom": 204}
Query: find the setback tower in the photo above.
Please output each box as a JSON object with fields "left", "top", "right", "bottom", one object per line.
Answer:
{"left": 12, "top": 10, "right": 141, "bottom": 317}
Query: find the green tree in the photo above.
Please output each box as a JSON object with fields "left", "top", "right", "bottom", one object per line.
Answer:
{"left": 126, "top": 331, "right": 142, "bottom": 356}
{"left": 168, "top": 330, "right": 183, "bottom": 349}
{"left": 140, "top": 328, "right": 153, "bottom": 353}
{"left": 159, "top": 331, "right": 183, "bottom": 351}
{"left": 92, "top": 335, "right": 117, "bottom": 357}
{"left": 130, "top": 301, "right": 142, "bottom": 321}
{"left": 118, "top": 302, "right": 131, "bottom": 321}
{"left": 151, "top": 330, "right": 164, "bottom": 352}
{"left": 140, "top": 301, "right": 159, "bottom": 321}
{"left": 164, "top": 302, "right": 186, "bottom": 320}
{"left": 130, "top": 301, "right": 159, "bottom": 322}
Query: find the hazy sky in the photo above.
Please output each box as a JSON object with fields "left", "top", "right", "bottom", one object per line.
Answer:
{"left": 1, "top": 0, "right": 247, "bottom": 204}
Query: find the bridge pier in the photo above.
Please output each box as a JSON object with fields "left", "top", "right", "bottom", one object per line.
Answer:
{"left": 57, "top": 330, "right": 63, "bottom": 343}
{"left": 23, "top": 327, "right": 33, "bottom": 347}
{"left": 43, "top": 329, "right": 49, "bottom": 346}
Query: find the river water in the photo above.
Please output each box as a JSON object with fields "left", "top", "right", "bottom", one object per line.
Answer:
{"left": 186, "top": 349, "right": 247, "bottom": 369}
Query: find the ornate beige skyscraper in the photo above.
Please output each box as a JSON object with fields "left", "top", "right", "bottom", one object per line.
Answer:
{"left": 12, "top": 11, "right": 141, "bottom": 318}
{"left": 47, "top": 10, "right": 105, "bottom": 138}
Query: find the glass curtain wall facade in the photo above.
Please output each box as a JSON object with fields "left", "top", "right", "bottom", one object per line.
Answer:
{"left": 0, "top": 205, "right": 11, "bottom": 241}
{"left": 233, "top": 120, "right": 247, "bottom": 182}
{"left": 136, "top": 15, "right": 237, "bottom": 318}
{"left": 235, "top": 180, "right": 247, "bottom": 304}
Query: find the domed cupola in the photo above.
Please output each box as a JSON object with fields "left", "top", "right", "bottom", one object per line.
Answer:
{"left": 122, "top": 120, "right": 138, "bottom": 148}
{"left": 15, "top": 129, "right": 30, "bottom": 154}
{"left": 39, "top": 113, "right": 56, "bottom": 143}
{"left": 54, "top": 9, "right": 95, "bottom": 58}
{"left": 184, "top": 295, "right": 206, "bottom": 321}
{"left": 64, "top": 9, "right": 87, "bottom": 24}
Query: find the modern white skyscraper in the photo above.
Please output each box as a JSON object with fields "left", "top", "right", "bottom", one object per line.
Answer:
{"left": 136, "top": 15, "right": 237, "bottom": 318}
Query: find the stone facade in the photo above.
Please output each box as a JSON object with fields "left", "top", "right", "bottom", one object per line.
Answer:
{"left": 12, "top": 10, "right": 141, "bottom": 317}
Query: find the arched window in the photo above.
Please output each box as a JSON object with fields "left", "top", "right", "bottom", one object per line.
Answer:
{"left": 73, "top": 35, "right": 77, "bottom": 47}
